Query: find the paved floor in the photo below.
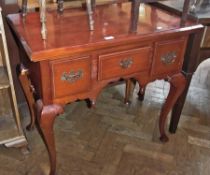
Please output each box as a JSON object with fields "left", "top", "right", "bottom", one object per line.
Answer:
{"left": 0, "top": 58, "right": 210, "bottom": 175}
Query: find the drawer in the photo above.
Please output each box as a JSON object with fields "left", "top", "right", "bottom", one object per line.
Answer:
{"left": 51, "top": 56, "right": 91, "bottom": 98}
{"left": 98, "top": 47, "right": 152, "bottom": 80}
{"left": 152, "top": 37, "right": 187, "bottom": 76}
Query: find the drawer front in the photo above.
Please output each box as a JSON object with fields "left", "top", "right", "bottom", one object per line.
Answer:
{"left": 51, "top": 56, "right": 91, "bottom": 98}
{"left": 98, "top": 47, "right": 152, "bottom": 80}
{"left": 152, "top": 37, "right": 187, "bottom": 76}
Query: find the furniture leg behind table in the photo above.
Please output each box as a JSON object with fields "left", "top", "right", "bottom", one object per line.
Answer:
{"left": 169, "top": 30, "right": 204, "bottom": 133}
{"left": 36, "top": 100, "right": 63, "bottom": 175}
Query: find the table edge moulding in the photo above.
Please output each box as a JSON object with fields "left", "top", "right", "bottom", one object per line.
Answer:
{"left": 6, "top": 1, "right": 204, "bottom": 175}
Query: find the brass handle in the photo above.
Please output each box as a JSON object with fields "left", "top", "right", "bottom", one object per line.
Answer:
{"left": 161, "top": 51, "right": 177, "bottom": 65}
{"left": 120, "top": 58, "right": 133, "bottom": 69}
{"left": 61, "top": 70, "right": 83, "bottom": 83}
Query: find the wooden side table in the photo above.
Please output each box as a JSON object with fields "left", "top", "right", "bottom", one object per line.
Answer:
{"left": 7, "top": 2, "right": 203, "bottom": 175}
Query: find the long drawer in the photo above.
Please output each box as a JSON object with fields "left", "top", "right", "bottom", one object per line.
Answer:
{"left": 98, "top": 46, "right": 152, "bottom": 81}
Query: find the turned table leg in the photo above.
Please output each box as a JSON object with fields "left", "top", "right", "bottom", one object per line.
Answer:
{"left": 57, "top": 0, "right": 64, "bottom": 13}
{"left": 40, "top": 0, "right": 47, "bottom": 40}
{"left": 22, "top": 0, "right": 28, "bottom": 16}
{"left": 35, "top": 100, "right": 64, "bottom": 175}
{"left": 159, "top": 73, "right": 186, "bottom": 142}
{"left": 130, "top": 0, "right": 141, "bottom": 32}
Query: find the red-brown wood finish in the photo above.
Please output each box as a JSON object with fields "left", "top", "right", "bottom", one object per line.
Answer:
{"left": 7, "top": 3, "right": 198, "bottom": 62}
{"left": 35, "top": 99, "right": 64, "bottom": 175}
{"left": 159, "top": 73, "right": 186, "bottom": 142}
{"left": 7, "top": 2, "right": 204, "bottom": 175}
{"left": 98, "top": 46, "right": 152, "bottom": 80}
{"left": 51, "top": 56, "right": 92, "bottom": 98}
{"left": 18, "top": 64, "right": 36, "bottom": 130}
{"left": 152, "top": 37, "right": 187, "bottom": 76}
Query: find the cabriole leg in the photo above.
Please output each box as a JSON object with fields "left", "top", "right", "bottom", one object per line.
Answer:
{"left": 18, "top": 63, "right": 64, "bottom": 175}
{"left": 159, "top": 73, "right": 186, "bottom": 142}
{"left": 169, "top": 74, "right": 192, "bottom": 133}
{"left": 35, "top": 100, "right": 64, "bottom": 175}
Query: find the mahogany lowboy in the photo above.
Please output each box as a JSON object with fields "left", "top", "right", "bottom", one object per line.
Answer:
{"left": 7, "top": 2, "right": 203, "bottom": 175}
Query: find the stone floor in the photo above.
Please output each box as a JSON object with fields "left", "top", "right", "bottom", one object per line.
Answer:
{"left": 1, "top": 57, "right": 210, "bottom": 175}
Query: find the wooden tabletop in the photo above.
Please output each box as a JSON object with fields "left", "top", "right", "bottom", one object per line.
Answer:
{"left": 7, "top": 2, "right": 202, "bottom": 62}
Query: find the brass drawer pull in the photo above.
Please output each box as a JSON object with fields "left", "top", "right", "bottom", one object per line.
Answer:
{"left": 61, "top": 70, "right": 83, "bottom": 83}
{"left": 120, "top": 58, "right": 133, "bottom": 69}
{"left": 161, "top": 51, "right": 177, "bottom": 65}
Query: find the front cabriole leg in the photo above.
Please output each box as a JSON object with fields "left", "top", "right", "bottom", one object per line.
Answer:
{"left": 35, "top": 100, "right": 64, "bottom": 175}
{"left": 159, "top": 73, "right": 186, "bottom": 142}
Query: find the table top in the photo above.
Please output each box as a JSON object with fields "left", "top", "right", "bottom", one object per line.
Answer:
{"left": 7, "top": 2, "right": 202, "bottom": 62}
{"left": 157, "top": 0, "right": 210, "bottom": 24}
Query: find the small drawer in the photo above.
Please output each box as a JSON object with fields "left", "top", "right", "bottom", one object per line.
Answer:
{"left": 98, "top": 47, "right": 152, "bottom": 80}
{"left": 51, "top": 56, "right": 91, "bottom": 98}
{"left": 152, "top": 37, "right": 187, "bottom": 76}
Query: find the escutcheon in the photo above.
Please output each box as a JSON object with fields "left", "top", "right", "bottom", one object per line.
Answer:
{"left": 61, "top": 70, "right": 83, "bottom": 83}
{"left": 120, "top": 58, "right": 133, "bottom": 69}
{"left": 161, "top": 51, "right": 177, "bottom": 65}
